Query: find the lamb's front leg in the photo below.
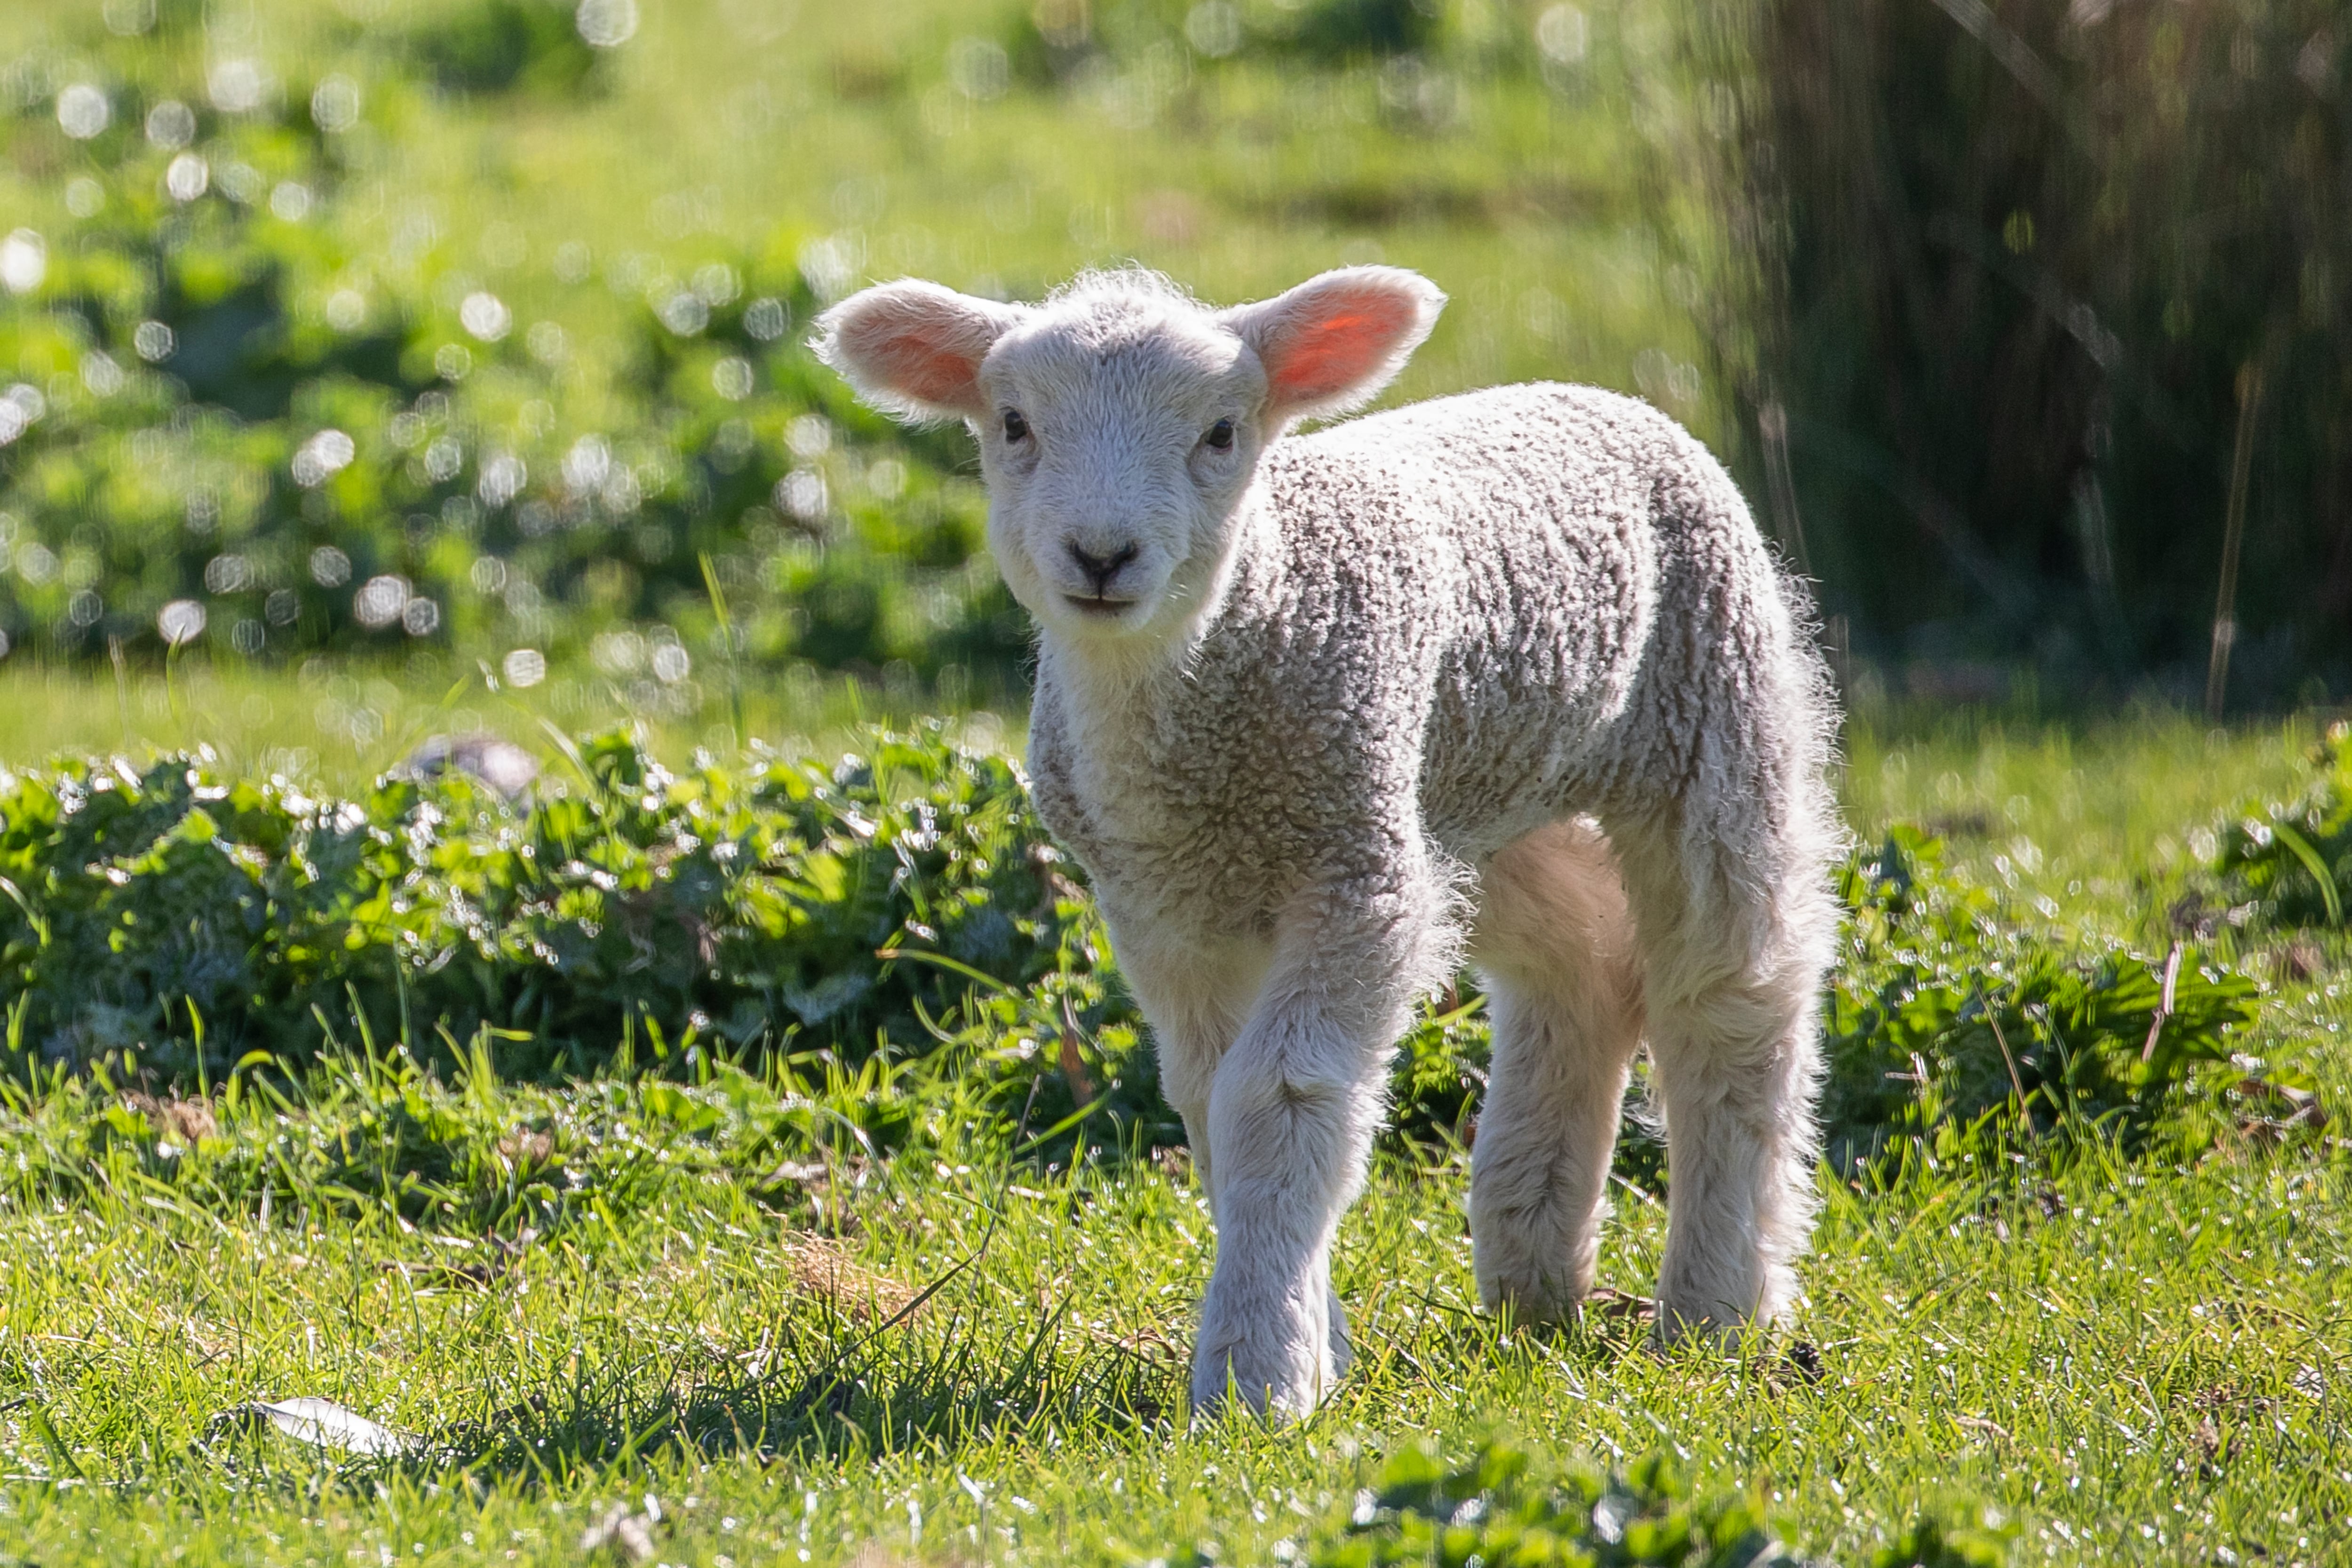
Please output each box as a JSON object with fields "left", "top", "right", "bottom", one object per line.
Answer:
{"left": 1110, "top": 928, "right": 1268, "bottom": 1218}
{"left": 1192, "top": 870, "right": 1445, "bottom": 1417}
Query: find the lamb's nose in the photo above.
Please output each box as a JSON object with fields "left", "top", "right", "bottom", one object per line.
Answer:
{"left": 1068, "top": 541, "right": 1139, "bottom": 595}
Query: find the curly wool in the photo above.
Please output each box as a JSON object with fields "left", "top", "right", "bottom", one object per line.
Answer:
{"left": 1028, "top": 381, "right": 1837, "bottom": 959}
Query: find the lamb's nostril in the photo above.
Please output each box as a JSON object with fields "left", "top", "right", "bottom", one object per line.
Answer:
{"left": 1068, "top": 541, "right": 1139, "bottom": 593}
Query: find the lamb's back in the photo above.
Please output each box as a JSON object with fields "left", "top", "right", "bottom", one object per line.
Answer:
{"left": 1260, "top": 383, "right": 1729, "bottom": 852}
{"left": 1272, "top": 382, "right": 1684, "bottom": 525}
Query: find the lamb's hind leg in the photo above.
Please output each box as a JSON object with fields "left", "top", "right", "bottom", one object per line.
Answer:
{"left": 1468, "top": 819, "right": 1646, "bottom": 1323}
{"left": 1613, "top": 812, "right": 1836, "bottom": 1340}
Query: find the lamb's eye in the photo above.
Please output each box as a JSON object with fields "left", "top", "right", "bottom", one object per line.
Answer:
{"left": 1002, "top": 409, "right": 1030, "bottom": 443}
{"left": 1204, "top": 417, "right": 1235, "bottom": 451}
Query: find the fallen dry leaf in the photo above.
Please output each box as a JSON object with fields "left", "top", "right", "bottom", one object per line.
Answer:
{"left": 782, "top": 1234, "right": 921, "bottom": 1322}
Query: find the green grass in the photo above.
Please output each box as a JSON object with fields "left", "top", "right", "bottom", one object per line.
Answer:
{"left": 0, "top": 705, "right": 2343, "bottom": 1565}
{"left": 0, "top": 658, "right": 2319, "bottom": 823}
{"left": 0, "top": 1077, "right": 2343, "bottom": 1565}
{"left": 1842, "top": 708, "right": 2328, "bottom": 927}
{"left": 0, "top": 654, "right": 1019, "bottom": 788}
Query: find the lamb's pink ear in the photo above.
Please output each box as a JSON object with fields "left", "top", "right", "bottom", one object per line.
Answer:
{"left": 1222, "top": 266, "right": 1446, "bottom": 423}
{"left": 812, "top": 280, "right": 1024, "bottom": 421}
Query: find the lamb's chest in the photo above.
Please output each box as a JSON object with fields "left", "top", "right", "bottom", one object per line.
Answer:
{"left": 1026, "top": 696, "right": 1343, "bottom": 923}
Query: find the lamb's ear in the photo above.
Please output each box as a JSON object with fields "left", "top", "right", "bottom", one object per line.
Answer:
{"left": 812, "top": 280, "right": 1024, "bottom": 422}
{"left": 1222, "top": 266, "right": 1446, "bottom": 423}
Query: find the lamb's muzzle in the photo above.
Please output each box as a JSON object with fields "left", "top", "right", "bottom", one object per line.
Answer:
{"left": 817, "top": 264, "right": 1844, "bottom": 1418}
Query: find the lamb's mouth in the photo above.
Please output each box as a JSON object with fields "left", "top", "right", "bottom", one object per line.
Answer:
{"left": 1063, "top": 594, "right": 1139, "bottom": 618}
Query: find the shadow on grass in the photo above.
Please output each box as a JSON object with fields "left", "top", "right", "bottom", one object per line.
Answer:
{"left": 180, "top": 1287, "right": 1832, "bottom": 1495}
{"left": 174, "top": 1296, "right": 1182, "bottom": 1496}
{"left": 422, "top": 1298, "right": 1183, "bottom": 1481}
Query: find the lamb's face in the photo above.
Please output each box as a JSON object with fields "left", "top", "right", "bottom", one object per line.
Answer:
{"left": 814, "top": 265, "right": 1445, "bottom": 654}
{"left": 972, "top": 308, "right": 1268, "bottom": 643}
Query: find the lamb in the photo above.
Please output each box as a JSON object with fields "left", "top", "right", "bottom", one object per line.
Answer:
{"left": 815, "top": 265, "right": 1843, "bottom": 1418}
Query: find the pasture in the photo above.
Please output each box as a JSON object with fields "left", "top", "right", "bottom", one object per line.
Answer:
{"left": 0, "top": 0, "right": 2347, "bottom": 1563}
{"left": 0, "top": 705, "right": 2342, "bottom": 1566}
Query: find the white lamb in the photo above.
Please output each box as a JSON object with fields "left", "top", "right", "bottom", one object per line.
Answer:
{"left": 816, "top": 265, "right": 1843, "bottom": 1417}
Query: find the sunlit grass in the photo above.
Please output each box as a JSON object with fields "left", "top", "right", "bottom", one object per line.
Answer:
{"left": 0, "top": 649, "right": 2317, "bottom": 846}
{"left": 0, "top": 700, "right": 2341, "bottom": 1564}
{"left": 1842, "top": 705, "right": 2326, "bottom": 927}
{"left": 0, "top": 653, "right": 1020, "bottom": 787}
{"left": 0, "top": 1098, "right": 2342, "bottom": 1565}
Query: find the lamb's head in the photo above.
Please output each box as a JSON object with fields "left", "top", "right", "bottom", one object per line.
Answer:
{"left": 814, "top": 266, "right": 1445, "bottom": 648}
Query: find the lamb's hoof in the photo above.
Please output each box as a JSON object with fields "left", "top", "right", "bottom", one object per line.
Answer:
{"left": 1777, "top": 1339, "right": 1825, "bottom": 1384}
{"left": 1651, "top": 1297, "right": 1758, "bottom": 1353}
{"left": 1476, "top": 1270, "right": 1590, "bottom": 1329}
{"left": 1188, "top": 1336, "right": 1332, "bottom": 1421}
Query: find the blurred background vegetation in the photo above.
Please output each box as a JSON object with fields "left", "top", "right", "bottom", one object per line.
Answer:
{"left": 1687, "top": 0, "right": 2351, "bottom": 708}
{"left": 0, "top": 0, "right": 1703, "bottom": 770}
{"left": 0, "top": 0, "right": 2343, "bottom": 768}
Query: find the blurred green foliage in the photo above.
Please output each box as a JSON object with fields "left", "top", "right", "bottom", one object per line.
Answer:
{"left": 0, "top": 0, "right": 1730, "bottom": 717}
{"left": 2213, "top": 719, "right": 2352, "bottom": 931}
{"left": 25, "top": 0, "right": 2344, "bottom": 710}
{"left": 396, "top": 0, "right": 606, "bottom": 95}
{"left": 1005, "top": 0, "right": 1457, "bottom": 83}
{"left": 0, "top": 0, "right": 1023, "bottom": 688}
